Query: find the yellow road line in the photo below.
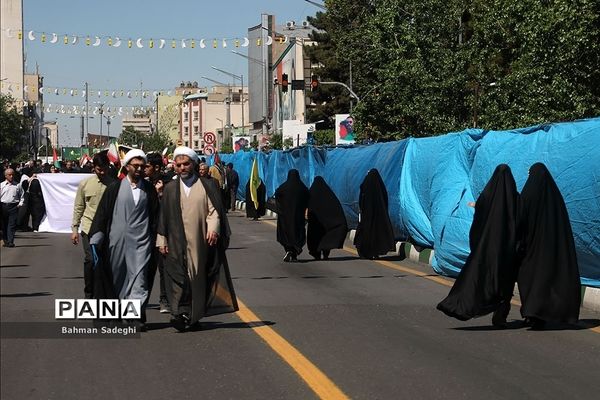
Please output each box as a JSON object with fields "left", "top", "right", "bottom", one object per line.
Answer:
{"left": 235, "top": 299, "right": 350, "bottom": 400}
{"left": 260, "top": 218, "right": 599, "bottom": 333}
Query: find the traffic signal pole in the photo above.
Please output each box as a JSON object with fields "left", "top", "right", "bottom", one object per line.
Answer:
{"left": 319, "top": 81, "right": 360, "bottom": 102}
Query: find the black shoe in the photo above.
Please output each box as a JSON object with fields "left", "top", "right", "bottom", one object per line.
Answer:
{"left": 309, "top": 251, "right": 321, "bottom": 260}
{"left": 283, "top": 252, "right": 293, "bottom": 262}
{"left": 5, "top": 243, "right": 15, "bottom": 248}
{"left": 291, "top": 254, "right": 298, "bottom": 262}
{"left": 170, "top": 313, "right": 190, "bottom": 332}
{"left": 322, "top": 250, "right": 330, "bottom": 260}
{"left": 138, "top": 322, "right": 147, "bottom": 332}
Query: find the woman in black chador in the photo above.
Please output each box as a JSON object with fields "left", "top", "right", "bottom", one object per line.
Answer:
{"left": 517, "top": 163, "right": 580, "bottom": 329}
{"left": 353, "top": 169, "right": 395, "bottom": 259}
{"left": 275, "top": 169, "right": 309, "bottom": 262}
{"left": 27, "top": 171, "right": 46, "bottom": 232}
{"left": 307, "top": 176, "right": 348, "bottom": 260}
{"left": 437, "top": 164, "right": 520, "bottom": 326}
{"left": 245, "top": 179, "right": 266, "bottom": 220}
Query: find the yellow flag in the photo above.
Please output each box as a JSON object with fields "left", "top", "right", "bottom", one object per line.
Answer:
{"left": 250, "top": 157, "right": 260, "bottom": 209}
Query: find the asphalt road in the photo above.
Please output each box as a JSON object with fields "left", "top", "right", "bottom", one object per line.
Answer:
{"left": 1, "top": 212, "right": 599, "bottom": 400}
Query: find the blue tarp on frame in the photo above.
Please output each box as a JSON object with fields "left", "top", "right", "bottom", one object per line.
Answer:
{"left": 216, "top": 117, "right": 600, "bottom": 287}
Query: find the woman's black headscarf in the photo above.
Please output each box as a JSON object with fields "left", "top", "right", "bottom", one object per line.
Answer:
{"left": 517, "top": 163, "right": 580, "bottom": 324}
{"left": 437, "top": 164, "right": 520, "bottom": 321}
{"left": 307, "top": 176, "right": 348, "bottom": 254}
{"left": 245, "top": 179, "right": 266, "bottom": 218}
{"left": 275, "top": 169, "right": 309, "bottom": 253}
{"left": 353, "top": 169, "right": 395, "bottom": 258}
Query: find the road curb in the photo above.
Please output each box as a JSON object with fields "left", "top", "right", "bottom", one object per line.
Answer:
{"left": 234, "top": 200, "right": 599, "bottom": 312}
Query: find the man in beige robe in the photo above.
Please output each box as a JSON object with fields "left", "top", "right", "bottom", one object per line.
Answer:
{"left": 157, "top": 147, "right": 237, "bottom": 331}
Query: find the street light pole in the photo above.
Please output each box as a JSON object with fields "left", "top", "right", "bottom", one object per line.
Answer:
{"left": 202, "top": 76, "right": 232, "bottom": 149}
{"left": 231, "top": 50, "right": 268, "bottom": 135}
{"left": 211, "top": 66, "right": 245, "bottom": 134}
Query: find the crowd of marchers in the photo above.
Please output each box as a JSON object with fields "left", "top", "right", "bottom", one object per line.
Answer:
{"left": 0, "top": 151, "right": 582, "bottom": 332}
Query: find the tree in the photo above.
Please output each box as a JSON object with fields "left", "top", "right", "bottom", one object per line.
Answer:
{"left": 220, "top": 142, "right": 233, "bottom": 154}
{"left": 269, "top": 133, "right": 283, "bottom": 150}
{"left": 0, "top": 93, "right": 32, "bottom": 160}
{"left": 312, "top": 0, "right": 600, "bottom": 140}
{"left": 119, "top": 125, "right": 139, "bottom": 147}
{"left": 313, "top": 129, "right": 335, "bottom": 146}
{"left": 304, "top": 10, "right": 354, "bottom": 129}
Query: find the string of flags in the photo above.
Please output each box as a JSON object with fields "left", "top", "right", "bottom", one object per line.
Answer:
{"left": 1, "top": 81, "right": 205, "bottom": 98}
{"left": 1, "top": 28, "right": 290, "bottom": 49}
{"left": 42, "top": 104, "right": 162, "bottom": 116}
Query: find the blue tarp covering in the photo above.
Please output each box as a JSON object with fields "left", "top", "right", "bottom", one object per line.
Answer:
{"left": 216, "top": 118, "right": 600, "bottom": 287}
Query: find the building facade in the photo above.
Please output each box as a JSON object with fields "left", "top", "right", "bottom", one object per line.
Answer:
{"left": 0, "top": 0, "right": 24, "bottom": 102}
{"left": 179, "top": 86, "right": 249, "bottom": 152}
{"left": 122, "top": 113, "right": 152, "bottom": 135}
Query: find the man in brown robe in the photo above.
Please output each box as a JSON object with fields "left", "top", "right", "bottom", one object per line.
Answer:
{"left": 157, "top": 147, "right": 238, "bottom": 332}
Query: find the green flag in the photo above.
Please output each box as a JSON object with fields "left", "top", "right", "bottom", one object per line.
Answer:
{"left": 250, "top": 157, "right": 260, "bottom": 209}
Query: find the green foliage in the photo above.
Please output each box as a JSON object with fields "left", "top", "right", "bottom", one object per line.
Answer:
{"left": 313, "top": 129, "right": 335, "bottom": 146}
{"left": 119, "top": 125, "right": 138, "bottom": 147}
{"left": 220, "top": 142, "right": 234, "bottom": 154}
{"left": 283, "top": 137, "right": 294, "bottom": 149}
{"left": 118, "top": 125, "right": 171, "bottom": 152}
{"left": 304, "top": 11, "right": 354, "bottom": 129}
{"left": 0, "top": 93, "right": 32, "bottom": 160}
{"left": 313, "top": 0, "right": 600, "bottom": 140}
{"left": 250, "top": 138, "right": 259, "bottom": 150}
{"left": 269, "top": 133, "right": 283, "bottom": 150}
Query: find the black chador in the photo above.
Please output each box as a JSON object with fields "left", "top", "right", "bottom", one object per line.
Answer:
{"left": 28, "top": 175, "right": 46, "bottom": 231}
{"left": 437, "top": 164, "right": 520, "bottom": 324}
{"left": 307, "top": 176, "right": 348, "bottom": 260}
{"left": 275, "top": 169, "right": 309, "bottom": 262}
{"left": 245, "top": 179, "right": 266, "bottom": 220}
{"left": 353, "top": 169, "right": 395, "bottom": 259}
{"left": 517, "top": 163, "right": 580, "bottom": 327}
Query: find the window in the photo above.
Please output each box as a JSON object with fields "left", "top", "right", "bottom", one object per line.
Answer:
{"left": 184, "top": 126, "right": 189, "bottom": 135}
{"left": 183, "top": 111, "right": 189, "bottom": 122}
{"left": 194, "top": 140, "right": 199, "bottom": 148}
{"left": 193, "top": 126, "right": 199, "bottom": 134}
{"left": 184, "top": 140, "right": 189, "bottom": 146}
{"left": 193, "top": 111, "right": 199, "bottom": 121}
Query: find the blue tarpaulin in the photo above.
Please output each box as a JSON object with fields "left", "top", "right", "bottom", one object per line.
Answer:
{"left": 217, "top": 118, "right": 600, "bottom": 287}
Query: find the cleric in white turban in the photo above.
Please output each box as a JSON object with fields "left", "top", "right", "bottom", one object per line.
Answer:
{"left": 88, "top": 146, "right": 159, "bottom": 331}
{"left": 173, "top": 146, "right": 199, "bottom": 163}
{"left": 157, "top": 145, "right": 238, "bottom": 331}
{"left": 122, "top": 148, "right": 147, "bottom": 166}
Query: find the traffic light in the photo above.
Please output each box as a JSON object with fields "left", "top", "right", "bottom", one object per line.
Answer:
{"left": 281, "top": 73, "right": 289, "bottom": 93}
{"left": 311, "top": 75, "right": 319, "bottom": 91}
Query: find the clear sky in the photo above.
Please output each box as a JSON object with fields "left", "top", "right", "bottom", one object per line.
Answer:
{"left": 22, "top": 0, "right": 320, "bottom": 146}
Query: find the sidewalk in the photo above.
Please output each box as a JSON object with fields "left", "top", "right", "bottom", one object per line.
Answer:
{"left": 235, "top": 199, "right": 600, "bottom": 313}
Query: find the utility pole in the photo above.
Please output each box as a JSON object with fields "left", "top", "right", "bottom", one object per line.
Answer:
{"left": 80, "top": 113, "right": 84, "bottom": 146}
{"left": 99, "top": 103, "right": 104, "bottom": 147}
{"left": 85, "top": 82, "right": 89, "bottom": 145}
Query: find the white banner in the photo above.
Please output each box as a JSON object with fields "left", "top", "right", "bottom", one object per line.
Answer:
{"left": 38, "top": 174, "right": 93, "bottom": 233}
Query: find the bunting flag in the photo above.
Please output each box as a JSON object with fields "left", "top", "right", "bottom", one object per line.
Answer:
{"left": 2, "top": 28, "right": 288, "bottom": 49}
{"left": 249, "top": 157, "right": 260, "bottom": 209}
{"left": 79, "top": 153, "right": 92, "bottom": 168}
{"left": 52, "top": 147, "right": 60, "bottom": 168}
{"left": 107, "top": 142, "right": 120, "bottom": 164}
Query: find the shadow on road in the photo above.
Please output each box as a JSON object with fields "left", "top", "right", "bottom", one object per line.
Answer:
{"left": 14, "top": 244, "right": 51, "bottom": 248}
{"left": 0, "top": 264, "right": 29, "bottom": 268}
{"left": 0, "top": 291, "right": 52, "bottom": 298}
{"left": 452, "top": 318, "right": 600, "bottom": 332}
{"left": 145, "top": 320, "right": 276, "bottom": 332}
